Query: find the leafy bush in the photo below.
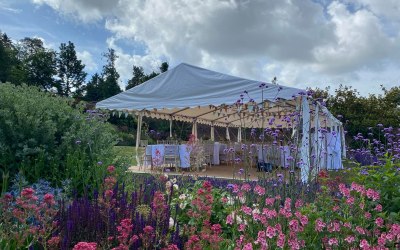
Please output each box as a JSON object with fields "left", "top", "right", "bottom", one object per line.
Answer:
{"left": 0, "top": 83, "right": 117, "bottom": 193}
{"left": 348, "top": 158, "right": 400, "bottom": 220}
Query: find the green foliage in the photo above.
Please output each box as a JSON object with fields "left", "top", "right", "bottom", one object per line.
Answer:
{"left": 348, "top": 158, "right": 400, "bottom": 220}
{"left": 0, "top": 83, "right": 117, "bottom": 193}
{"left": 126, "top": 62, "right": 169, "bottom": 90}
{"left": 19, "top": 37, "right": 57, "bottom": 90}
{"left": 312, "top": 85, "right": 400, "bottom": 146}
{"left": 57, "top": 41, "right": 87, "bottom": 97}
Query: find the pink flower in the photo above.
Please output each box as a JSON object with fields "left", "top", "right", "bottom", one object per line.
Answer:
{"left": 375, "top": 204, "right": 383, "bottom": 212}
{"left": 356, "top": 226, "right": 366, "bottom": 235}
{"left": 73, "top": 242, "right": 97, "bottom": 250}
{"left": 241, "top": 205, "right": 252, "bottom": 215}
{"left": 366, "top": 188, "right": 380, "bottom": 201}
{"left": 47, "top": 236, "right": 60, "bottom": 247}
{"left": 378, "top": 235, "right": 386, "bottom": 246}
{"left": 265, "top": 198, "right": 275, "bottom": 206}
{"left": 43, "top": 193, "right": 55, "bottom": 205}
{"left": 243, "top": 243, "right": 253, "bottom": 250}
{"left": 226, "top": 214, "right": 233, "bottom": 225}
{"left": 254, "top": 185, "right": 265, "bottom": 196}
{"left": 105, "top": 190, "right": 114, "bottom": 199}
{"left": 164, "top": 244, "right": 179, "bottom": 250}
{"left": 328, "top": 238, "right": 338, "bottom": 246}
{"left": 346, "top": 197, "right": 355, "bottom": 205}
{"left": 344, "top": 235, "right": 355, "bottom": 243}
{"left": 107, "top": 165, "right": 115, "bottom": 173}
{"left": 332, "top": 205, "right": 339, "bottom": 212}
{"left": 295, "top": 199, "right": 303, "bottom": 208}
{"left": 289, "top": 219, "right": 299, "bottom": 232}
{"left": 343, "top": 222, "right": 351, "bottom": 228}
{"left": 359, "top": 239, "right": 370, "bottom": 249}
{"left": 239, "top": 223, "right": 246, "bottom": 232}
{"left": 300, "top": 215, "right": 308, "bottom": 226}
{"left": 241, "top": 183, "right": 251, "bottom": 192}
{"left": 315, "top": 218, "right": 326, "bottom": 232}
{"left": 211, "top": 224, "right": 222, "bottom": 234}
{"left": 266, "top": 226, "right": 276, "bottom": 238}
{"left": 364, "top": 212, "right": 371, "bottom": 220}
{"left": 21, "top": 188, "right": 35, "bottom": 199}
{"left": 375, "top": 217, "right": 384, "bottom": 228}
{"left": 276, "top": 233, "right": 285, "bottom": 248}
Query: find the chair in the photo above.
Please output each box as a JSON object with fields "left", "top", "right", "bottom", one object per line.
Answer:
{"left": 140, "top": 140, "right": 148, "bottom": 148}
{"left": 203, "top": 143, "right": 214, "bottom": 167}
{"left": 141, "top": 145, "right": 152, "bottom": 170}
{"left": 164, "top": 144, "right": 180, "bottom": 170}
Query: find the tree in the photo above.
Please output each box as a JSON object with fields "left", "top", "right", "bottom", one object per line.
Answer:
{"left": 160, "top": 62, "right": 169, "bottom": 73}
{"left": 126, "top": 61, "right": 169, "bottom": 90}
{"left": 100, "top": 48, "right": 121, "bottom": 99}
{"left": 19, "top": 37, "right": 57, "bottom": 90}
{"left": 126, "top": 65, "right": 145, "bottom": 90}
{"left": 84, "top": 73, "right": 102, "bottom": 102}
{"left": 0, "top": 32, "right": 26, "bottom": 84}
{"left": 57, "top": 41, "right": 87, "bottom": 97}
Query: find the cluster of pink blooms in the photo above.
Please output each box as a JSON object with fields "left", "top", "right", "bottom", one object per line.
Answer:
{"left": 219, "top": 181, "right": 400, "bottom": 250}
{"left": 184, "top": 181, "right": 224, "bottom": 249}
{"left": 72, "top": 242, "right": 97, "bottom": 250}
{"left": 0, "top": 187, "right": 59, "bottom": 249}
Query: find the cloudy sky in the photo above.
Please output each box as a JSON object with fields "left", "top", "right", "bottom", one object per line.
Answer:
{"left": 1, "top": 0, "right": 399, "bottom": 95}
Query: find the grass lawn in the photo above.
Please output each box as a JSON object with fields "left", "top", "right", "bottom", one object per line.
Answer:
{"left": 113, "top": 146, "right": 143, "bottom": 166}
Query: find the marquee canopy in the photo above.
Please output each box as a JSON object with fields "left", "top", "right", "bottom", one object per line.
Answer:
{"left": 96, "top": 63, "right": 345, "bottom": 182}
{"left": 96, "top": 63, "right": 309, "bottom": 128}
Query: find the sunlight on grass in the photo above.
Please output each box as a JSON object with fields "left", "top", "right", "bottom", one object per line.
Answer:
{"left": 113, "top": 146, "right": 144, "bottom": 166}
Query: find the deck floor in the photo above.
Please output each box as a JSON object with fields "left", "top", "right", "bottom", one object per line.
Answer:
{"left": 128, "top": 164, "right": 297, "bottom": 180}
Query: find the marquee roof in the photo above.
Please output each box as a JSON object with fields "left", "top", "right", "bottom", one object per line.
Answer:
{"left": 96, "top": 63, "right": 315, "bottom": 128}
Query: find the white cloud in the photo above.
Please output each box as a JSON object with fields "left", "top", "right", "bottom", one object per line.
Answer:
{"left": 30, "top": 0, "right": 400, "bottom": 95}
{"left": 76, "top": 50, "right": 98, "bottom": 72}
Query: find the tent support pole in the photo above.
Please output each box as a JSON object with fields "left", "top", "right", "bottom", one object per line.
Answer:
{"left": 135, "top": 113, "right": 143, "bottom": 151}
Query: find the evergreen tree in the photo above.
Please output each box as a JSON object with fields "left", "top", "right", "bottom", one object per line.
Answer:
{"left": 100, "top": 48, "right": 121, "bottom": 99}
{"left": 126, "top": 61, "right": 169, "bottom": 90}
{"left": 126, "top": 65, "right": 145, "bottom": 90}
{"left": 0, "top": 32, "right": 26, "bottom": 84}
{"left": 84, "top": 73, "right": 102, "bottom": 102}
{"left": 57, "top": 41, "right": 87, "bottom": 97}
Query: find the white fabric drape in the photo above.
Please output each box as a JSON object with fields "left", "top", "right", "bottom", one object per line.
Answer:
{"left": 226, "top": 126, "right": 231, "bottom": 141}
{"left": 211, "top": 125, "right": 215, "bottom": 141}
{"left": 135, "top": 113, "right": 143, "bottom": 150}
{"left": 237, "top": 127, "right": 242, "bottom": 142}
{"left": 169, "top": 116, "right": 173, "bottom": 138}
{"left": 313, "top": 105, "right": 323, "bottom": 172}
{"left": 300, "top": 97, "right": 311, "bottom": 183}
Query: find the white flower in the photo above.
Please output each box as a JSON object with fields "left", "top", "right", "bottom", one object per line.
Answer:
{"left": 239, "top": 196, "right": 246, "bottom": 204}
{"left": 179, "top": 203, "right": 186, "bottom": 209}
{"left": 173, "top": 184, "right": 179, "bottom": 190}
{"left": 165, "top": 181, "right": 172, "bottom": 189}
{"left": 252, "top": 208, "right": 260, "bottom": 215}
{"left": 169, "top": 217, "right": 175, "bottom": 229}
{"left": 227, "top": 196, "right": 234, "bottom": 205}
{"left": 171, "top": 178, "right": 177, "bottom": 184}
{"left": 179, "top": 194, "right": 187, "bottom": 200}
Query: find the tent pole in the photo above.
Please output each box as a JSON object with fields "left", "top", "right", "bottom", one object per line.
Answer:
{"left": 211, "top": 124, "right": 215, "bottom": 141}
{"left": 136, "top": 113, "right": 142, "bottom": 151}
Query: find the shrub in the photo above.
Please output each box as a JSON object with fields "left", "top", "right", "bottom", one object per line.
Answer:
{"left": 0, "top": 83, "right": 117, "bottom": 193}
{"left": 348, "top": 158, "right": 400, "bottom": 221}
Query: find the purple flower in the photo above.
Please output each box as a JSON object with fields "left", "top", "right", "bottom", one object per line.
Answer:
{"left": 75, "top": 140, "right": 81, "bottom": 145}
{"left": 97, "top": 161, "right": 103, "bottom": 165}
